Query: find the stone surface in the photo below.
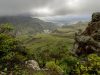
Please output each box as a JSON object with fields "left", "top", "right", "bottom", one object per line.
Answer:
{"left": 73, "top": 12, "right": 100, "bottom": 56}
{"left": 25, "top": 60, "right": 40, "bottom": 71}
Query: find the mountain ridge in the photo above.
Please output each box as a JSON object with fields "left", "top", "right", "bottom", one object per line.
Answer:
{"left": 0, "top": 16, "right": 58, "bottom": 35}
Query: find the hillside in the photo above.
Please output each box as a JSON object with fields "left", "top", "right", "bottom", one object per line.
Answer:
{"left": 0, "top": 16, "right": 58, "bottom": 35}
{"left": 62, "top": 21, "right": 88, "bottom": 29}
{"left": 0, "top": 12, "right": 100, "bottom": 75}
{"left": 51, "top": 21, "right": 88, "bottom": 40}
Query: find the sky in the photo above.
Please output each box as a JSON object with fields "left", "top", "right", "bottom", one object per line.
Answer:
{"left": 0, "top": 0, "right": 100, "bottom": 23}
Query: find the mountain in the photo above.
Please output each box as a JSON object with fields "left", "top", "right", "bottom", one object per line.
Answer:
{"left": 40, "top": 15, "right": 90, "bottom": 24}
{"left": 0, "top": 16, "right": 58, "bottom": 35}
{"left": 61, "top": 21, "right": 88, "bottom": 31}
{"left": 51, "top": 21, "right": 88, "bottom": 41}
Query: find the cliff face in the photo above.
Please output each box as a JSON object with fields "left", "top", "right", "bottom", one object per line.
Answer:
{"left": 73, "top": 12, "right": 100, "bottom": 56}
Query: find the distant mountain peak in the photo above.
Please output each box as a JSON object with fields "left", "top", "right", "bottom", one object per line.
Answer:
{"left": 0, "top": 15, "right": 58, "bottom": 36}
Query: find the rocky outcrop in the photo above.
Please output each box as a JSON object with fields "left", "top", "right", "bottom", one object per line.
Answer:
{"left": 25, "top": 60, "right": 40, "bottom": 71}
{"left": 73, "top": 12, "right": 100, "bottom": 56}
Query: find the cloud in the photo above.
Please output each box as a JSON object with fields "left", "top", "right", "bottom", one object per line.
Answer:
{"left": 0, "top": 0, "right": 100, "bottom": 16}
{"left": 0, "top": 0, "right": 49, "bottom": 15}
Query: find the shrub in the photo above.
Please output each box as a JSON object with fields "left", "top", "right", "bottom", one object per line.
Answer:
{"left": 46, "top": 61, "right": 64, "bottom": 74}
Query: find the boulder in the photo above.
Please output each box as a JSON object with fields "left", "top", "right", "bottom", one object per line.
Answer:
{"left": 25, "top": 60, "right": 40, "bottom": 71}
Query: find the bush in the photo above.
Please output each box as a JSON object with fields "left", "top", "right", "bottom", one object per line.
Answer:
{"left": 0, "top": 23, "right": 30, "bottom": 74}
{"left": 74, "top": 54, "right": 100, "bottom": 75}
{"left": 46, "top": 61, "right": 64, "bottom": 74}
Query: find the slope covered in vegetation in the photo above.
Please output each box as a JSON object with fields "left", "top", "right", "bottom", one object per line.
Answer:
{"left": 0, "top": 16, "right": 58, "bottom": 36}
{"left": 0, "top": 13, "right": 100, "bottom": 75}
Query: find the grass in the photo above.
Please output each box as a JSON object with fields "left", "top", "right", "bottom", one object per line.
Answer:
{"left": 17, "top": 25, "right": 87, "bottom": 56}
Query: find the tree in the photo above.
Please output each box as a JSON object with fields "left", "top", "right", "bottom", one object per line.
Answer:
{"left": 0, "top": 23, "right": 29, "bottom": 75}
{"left": 0, "top": 23, "right": 13, "bottom": 34}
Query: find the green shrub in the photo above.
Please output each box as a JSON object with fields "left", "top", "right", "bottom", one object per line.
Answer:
{"left": 46, "top": 61, "right": 64, "bottom": 74}
{"left": 74, "top": 54, "right": 100, "bottom": 75}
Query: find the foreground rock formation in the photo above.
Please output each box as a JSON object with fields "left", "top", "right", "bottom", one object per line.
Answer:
{"left": 73, "top": 12, "right": 100, "bottom": 56}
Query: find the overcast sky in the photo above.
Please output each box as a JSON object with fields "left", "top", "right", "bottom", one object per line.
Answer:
{"left": 0, "top": 0, "right": 100, "bottom": 16}
{"left": 0, "top": 0, "right": 100, "bottom": 23}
